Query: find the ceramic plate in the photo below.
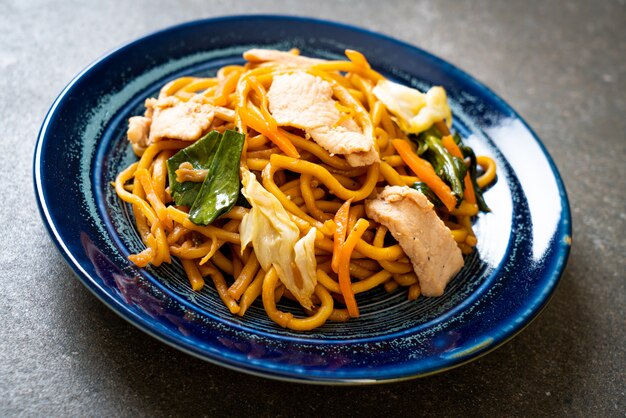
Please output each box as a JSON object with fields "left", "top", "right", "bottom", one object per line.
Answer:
{"left": 34, "top": 15, "right": 571, "bottom": 383}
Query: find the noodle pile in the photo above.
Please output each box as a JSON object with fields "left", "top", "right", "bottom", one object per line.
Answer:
{"left": 114, "top": 49, "right": 497, "bottom": 330}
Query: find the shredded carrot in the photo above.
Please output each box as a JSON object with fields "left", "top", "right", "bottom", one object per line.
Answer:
{"left": 331, "top": 198, "right": 352, "bottom": 273}
{"left": 441, "top": 135, "right": 476, "bottom": 204}
{"left": 338, "top": 218, "right": 369, "bottom": 317}
{"left": 238, "top": 106, "right": 300, "bottom": 158}
{"left": 441, "top": 135, "right": 462, "bottom": 158}
{"left": 462, "top": 175, "right": 476, "bottom": 204}
{"left": 391, "top": 139, "right": 457, "bottom": 211}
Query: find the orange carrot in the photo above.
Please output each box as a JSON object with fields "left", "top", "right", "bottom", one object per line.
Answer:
{"left": 462, "top": 175, "right": 476, "bottom": 204}
{"left": 339, "top": 218, "right": 369, "bottom": 317}
{"left": 441, "top": 135, "right": 462, "bottom": 159}
{"left": 441, "top": 135, "right": 476, "bottom": 204}
{"left": 331, "top": 198, "right": 352, "bottom": 273}
{"left": 391, "top": 139, "right": 457, "bottom": 211}
{"left": 239, "top": 106, "right": 300, "bottom": 158}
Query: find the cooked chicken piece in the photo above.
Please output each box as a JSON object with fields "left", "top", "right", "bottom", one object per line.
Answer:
{"left": 365, "top": 186, "right": 464, "bottom": 296}
{"left": 344, "top": 149, "right": 380, "bottom": 167}
{"left": 145, "top": 96, "right": 215, "bottom": 142}
{"left": 127, "top": 116, "right": 151, "bottom": 148}
{"left": 309, "top": 120, "right": 380, "bottom": 167}
{"left": 267, "top": 72, "right": 378, "bottom": 166}
{"left": 243, "top": 48, "right": 325, "bottom": 67}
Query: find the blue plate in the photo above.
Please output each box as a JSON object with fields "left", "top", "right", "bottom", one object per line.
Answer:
{"left": 34, "top": 15, "right": 571, "bottom": 383}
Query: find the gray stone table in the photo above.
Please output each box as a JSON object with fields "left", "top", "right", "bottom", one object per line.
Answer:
{"left": 1, "top": 0, "right": 624, "bottom": 416}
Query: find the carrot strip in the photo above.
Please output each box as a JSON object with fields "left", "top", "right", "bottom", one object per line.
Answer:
{"left": 462, "top": 176, "right": 476, "bottom": 204}
{"left": 441, "top": 135, "right": 476, "bottom": 204}
{"left": 338, "top": 218, "right": 369, "bottom": 317}
{"left": 331, "top": 198, "right": 352, "bottom": 273}
{"left": 441, "top": 135, "right": 462, "bottom": 158}
{"left": 239, "top": 106, "right": 300, "bottom": 158}
{"left": 391, "top": 139, "right": 457, "bottom": 211}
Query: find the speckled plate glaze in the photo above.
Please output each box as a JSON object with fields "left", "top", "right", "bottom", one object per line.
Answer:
{"left": 34, "top": 15, "right": 571, "bottom": 384}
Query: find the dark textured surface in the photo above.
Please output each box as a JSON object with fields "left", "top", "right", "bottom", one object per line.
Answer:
{"left": 1, "top": 0, "right": 625, "bottom": 416}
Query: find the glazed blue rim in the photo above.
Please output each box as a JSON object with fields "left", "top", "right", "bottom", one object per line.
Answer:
{"left": 33, "top": 15, "right": 572, "bottom": 384}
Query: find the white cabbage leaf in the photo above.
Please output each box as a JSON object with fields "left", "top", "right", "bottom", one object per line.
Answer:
{"left": 239, "top": 169, "right": 317, "bottom": 309}
{"left": 372, "top": 79, "right": 452, "bottom": 134}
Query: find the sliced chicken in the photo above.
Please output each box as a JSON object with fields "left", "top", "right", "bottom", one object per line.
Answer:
{"left": 127, "top": 116, "right": 151, "bottom": 148}
{"left": 365, "top": 186, "right": 464, "bottom": 296}
{"left": 267, "top": 72, "right": 378, "bottom": 166}
{"left": 243, "top": 48, "right": 325, "bottom": 67}
{"left": 344, "top": 149, "right": 380, "bottom": 167}
{"left": 145, "top": 96, "right": 215, "bottom": 142}
{"left": 309, "top": 120, "right": 380, "bottom": 166}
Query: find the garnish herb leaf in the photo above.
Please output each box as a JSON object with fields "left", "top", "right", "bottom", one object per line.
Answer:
{"left": 408, "top": 133, "right": 429, "bottom": 155}
{"left": 410, "top": 182, "right": 445, "bottom": 208}
{"left": 166, "top": 131, "right": 221, "bottom": 206}
{"left": 167, "top": 129, "right": 246, "bottom": 225}
{"left": 188, "top": 130, "right": 245, "bottom": 225}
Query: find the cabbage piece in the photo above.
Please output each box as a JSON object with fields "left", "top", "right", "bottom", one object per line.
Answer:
{"left": 239, "top": 169, "right": 317, "bottom": 309}
{"left": 294, "top": 227, "right": 318, "bottom": 295}
{"left": 372, "top": 80, "right": 452, "bottom": 134}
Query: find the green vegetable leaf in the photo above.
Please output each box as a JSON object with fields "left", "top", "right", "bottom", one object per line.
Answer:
{"left": 167, "top": 131, "right": 222, "bottom": 206}
{"left": 410, "top": 182, "right": 444, "bottom": 208}
{"left": 421, "top": 125, "right": 444, "bottom": 139}
{"left": 407, "top": 133, "right": 429, "bottom": 155}
{"left": 167, "top": 130, "right": 246, "bottom": 225}
{"left": 455, "top": 134, "right": 491, "bottom": 212}
{"left": 188, "top": 130, "right": 245, "bottom": 225}
{"left": 413, "top": 128, "right": 491, "bottom": 213}
{"left": 423, "top": 135, "right": 466, "bottom": 203}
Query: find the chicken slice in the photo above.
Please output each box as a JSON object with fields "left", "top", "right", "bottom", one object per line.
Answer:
{"left": 309, "top": 120, "right": 380, "bottom": 167}
{"left": 145, "top": 96, "right": 215, "bottom": 142}
{"left": 267, "top": 71, "right": 337, "bottom": 128}
{"left": 127, "top": 116, "right": 151, "bottom": 148}
{"left": 267, "top": 72, "right": 378, "bottom": 166}
{"left": 365, "top": 186, "right": 464, "bottom": 296}
{"left": 243, "top": 48, "right": 325, "bottom": 67}
{"left": 344, "top": 148, "right": 380, "bottom": 167}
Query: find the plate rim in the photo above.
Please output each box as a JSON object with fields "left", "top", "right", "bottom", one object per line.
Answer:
{"left": 33, "top": 14, "right": 572, "bottom": 384}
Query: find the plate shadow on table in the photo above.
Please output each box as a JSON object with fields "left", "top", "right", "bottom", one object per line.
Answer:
{"left": 48, "top": 247, "right": 593, "bottom": 416}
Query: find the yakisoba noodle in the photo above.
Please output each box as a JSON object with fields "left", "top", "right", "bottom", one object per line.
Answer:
{"left": 115, "top": 48, "right": 496, "bottom": 331}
